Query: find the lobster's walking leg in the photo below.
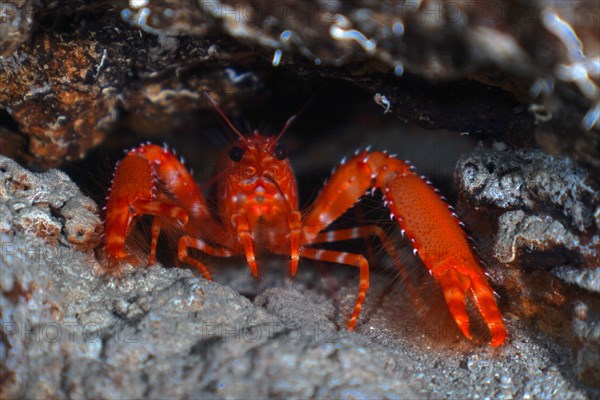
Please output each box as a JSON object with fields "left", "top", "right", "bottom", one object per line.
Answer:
{"left": 302, "top": 151, "right": 506, "bottom": 346}
{"left": 177, "top": 236, "right": 234, "bottom": 280}
{"left": 288, "top": 211, "right": 302, "bottom": 277}
{"left": 149, "top": 218, "right": 162, "bottom": 265}
{"left": 106, "top": 200, "right": 188, "bottom": 259}
{"left": 231, "top": 214, "right": 259, "bottom": 278}
{"left": 301, "top": 248, "right": 369, "bottom": 330}
{"left": 313, "top": 226, "right": 401, "bottom": 265}
{"left": 312, "top": 225, "right": 413, "bottom": 286}
{"left": 142, "top": 204, "right": 190, "bottom": 265}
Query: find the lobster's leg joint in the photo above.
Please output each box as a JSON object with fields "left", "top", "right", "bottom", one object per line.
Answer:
{"left": 301, "top": 248, "right": 370, "bottom": 330}
{"left": 178, "top": 235, "right": 234, "bottom": 280}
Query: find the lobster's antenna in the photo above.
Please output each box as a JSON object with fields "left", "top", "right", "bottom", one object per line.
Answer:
{"left": 204, "top": 92, "right": 248, "bottom": 144}
{"left": 274, "top": 114, "right": 297, "bottom": 143}
{"left": 273, "top": 93, "right": 317, "bottom": 143}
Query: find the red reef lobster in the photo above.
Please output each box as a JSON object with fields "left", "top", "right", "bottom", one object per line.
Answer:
{"left": 103, "top": 95, "right": 506, "bottom": 346}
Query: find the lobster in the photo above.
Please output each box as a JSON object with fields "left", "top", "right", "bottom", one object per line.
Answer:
{"left": 103, "top": 95, "right": 506, "bottom": 346}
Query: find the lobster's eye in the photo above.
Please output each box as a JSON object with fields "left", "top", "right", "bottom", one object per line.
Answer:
{"left": 229, "top": 146, "right": 244, "bottom": 162}
{"left": 274, "top": 143, "right": 288, "bottom": 160}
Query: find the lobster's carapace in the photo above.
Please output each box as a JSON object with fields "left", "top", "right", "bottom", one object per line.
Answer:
{"left": 103, "top": 99, "right": 507, "bottom": 346}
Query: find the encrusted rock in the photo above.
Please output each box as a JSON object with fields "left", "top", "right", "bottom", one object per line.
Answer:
{"left": 120, "top": 0, "right": 599, "bottom": 164}
{"left": 457, "top": 148, "right": 599, "bottom": 233}
{"left": 0, "top": 7, "right": 263, "bottom": 167}
{"left": 1, "top": 1, "right": 599, "bottom": 166}
{"left": 0, "top": 155, "right": 102, "bottom": 249}
{"left": 554, "top": 267, "right": 600, "bottom": 294}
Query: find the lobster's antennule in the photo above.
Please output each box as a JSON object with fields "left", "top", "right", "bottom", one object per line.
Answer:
{"left": 204, "top": 92, "right": 248, "bottom": 144}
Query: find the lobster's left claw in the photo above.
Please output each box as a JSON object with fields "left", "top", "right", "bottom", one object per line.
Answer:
{"left": 300, "top": 149, "right": 507, "bottom": 345}
{"left": 433, "top": 262, "right": 506, "bottom": 346}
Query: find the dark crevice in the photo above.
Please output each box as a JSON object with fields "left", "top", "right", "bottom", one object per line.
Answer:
{"left": 59, "top": 359, "right": 70, "bottom": 398}
{"left": 0, "top": 110, "right": 30, "bottom": 164}
{"left": 0, "top": 110, "right": 20, "bottom": 132}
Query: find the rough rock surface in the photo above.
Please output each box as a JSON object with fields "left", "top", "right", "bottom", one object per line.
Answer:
{"left": 0, "top": 7, "right": 262, "bottom": 166}
{"left": 456, "top": 148, "right": 599, "bottom": 267}
{"left": 456, "top": 147, "right": 600, "bottom": 387}
{"left": 2, "top": 149, "right": 599, "bottom": 397}
{"left": 1, "top": 1, "right": 599, "bottom": 166}
{"left": 571, "top": 301, "right": 600, "bottom": 386}
{"left": 457, "top": 148, "right": 599, "bottom": 233}
{"left": 495, "top": 210, "right": 582, "bottom": 266}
